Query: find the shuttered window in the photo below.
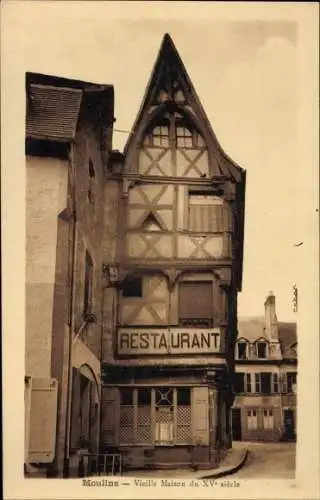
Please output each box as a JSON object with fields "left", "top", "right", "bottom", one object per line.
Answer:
{"left": 26, "top": 377, "right": 58, "bottom": 463}
{"left": 179, "top": 281, "right": 213, "bottom": 327}
{"left": 188, "top": 193, "right": 226, "bottom": 233}
{"left": 287, "top": 372, "right": 297, "bottom": 393}
{"left": 272, "top": 373, "right": 279, "bottom": 393}
{"left": 254, "top": 373, "right": 272, "bottom": 394}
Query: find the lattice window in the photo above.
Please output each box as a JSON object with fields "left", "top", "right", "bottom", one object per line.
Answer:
{"left": 119, "top": 407, "right": 134, "bottom": 443}
{"left": 137, "top": 406, "right": 152, "bottom": 442}
{"left": 136, "top": 388, "right": 152, "bottom": 443}
{"left": 117, "top": 387, "right": 193, "bottom": 446}
{"left": 176, "top": 406, "right": 192, "bottom": 443}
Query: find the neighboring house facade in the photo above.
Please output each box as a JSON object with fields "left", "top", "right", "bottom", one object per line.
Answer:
{"left": 100, "top": 34, "right": 246, "bottom": 470}
{"left": 232, "top": 292, "right": 297, "bottom": 442}
{"left": 25, "top": 72, "right": 115, "bottom": 477}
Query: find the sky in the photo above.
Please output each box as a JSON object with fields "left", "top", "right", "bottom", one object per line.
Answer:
{"left": 2, "top": 1, "right": 318, "bottom": 321}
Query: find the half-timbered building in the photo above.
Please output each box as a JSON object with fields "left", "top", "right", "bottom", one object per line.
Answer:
{"left": 101, "top": 34, "right": 246, "bottom": 470}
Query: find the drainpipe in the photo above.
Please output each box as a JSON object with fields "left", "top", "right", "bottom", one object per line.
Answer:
{"left": 63, "top": 143, "right": 78, "bottom": 477}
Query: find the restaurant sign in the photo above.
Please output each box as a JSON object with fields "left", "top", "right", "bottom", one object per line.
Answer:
{"left": 117, "top": 328, "right": 221, "bottom": 356}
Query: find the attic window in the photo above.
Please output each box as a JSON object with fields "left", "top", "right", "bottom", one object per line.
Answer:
{"left": 176, "top": 124, "right": 205, "bottom": 149}
{"left": 176, "top": 126, "right": 193, "bottom": 148}
{"left": 144, "top": 124, "right": 169, "bottom": 148}
{"left": 237, "top": 341, "right": 248, "bottom": 360}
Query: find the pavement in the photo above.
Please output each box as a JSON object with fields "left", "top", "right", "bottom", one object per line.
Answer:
{"left": 121, "top": 442, "right": 248, "bottom": 479}
{"left": 230, "top": 441, "right": 296, "bottom": 479}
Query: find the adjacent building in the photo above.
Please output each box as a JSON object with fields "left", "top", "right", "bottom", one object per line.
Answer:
{"left": 100, "top": 34, "right": 246, "bottom": 470}
{"left": 25, "top": 72, "right": 115, "bottom": 477}
{"left": 232, "top": 292, "right": 297, "bottom": 442}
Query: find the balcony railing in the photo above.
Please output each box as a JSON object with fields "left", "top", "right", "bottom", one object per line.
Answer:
{"left": 79, "top": 453, "right": 122, "bottom": 477}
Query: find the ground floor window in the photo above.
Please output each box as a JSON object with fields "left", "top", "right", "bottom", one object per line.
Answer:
{"left": 263, "top": 409, "right": 274, "bottom": 429}
{"left": 119, "top": 387, "right": 192, "bottom": 445}
{"left": 247, "top": 409, "right": 258, "bottom": 430}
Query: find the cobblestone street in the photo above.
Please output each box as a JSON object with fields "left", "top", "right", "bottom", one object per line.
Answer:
{"left": 231, "top": 442, "right": 296, "bottom": 479}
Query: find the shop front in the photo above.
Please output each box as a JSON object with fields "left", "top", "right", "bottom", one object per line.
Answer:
{"left": 101, "top": 325, "right": 231, "bottom": 470}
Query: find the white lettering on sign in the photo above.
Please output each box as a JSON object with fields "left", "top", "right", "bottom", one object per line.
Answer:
{"left": 117, "top": 328, "right": 221, "bottom": 356}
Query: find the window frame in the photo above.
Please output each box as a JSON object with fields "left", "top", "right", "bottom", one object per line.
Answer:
{"left": 117, "top": 387, "right": 192, "bottom": 446}
{"left": 287, "top": 372, "right": 297, "bottom": 393}
{"left": 122, "top": 276, "right": 143, "bottom": 298}
{"left": 263, "top": 409, "right": 274, "bottom": 430}
{"left": 188, "top": 190, "right": 226, "bottom": 233}
{"left": 254, "top": 373, "right": 272, "bottom": 395}
{"left": 178, "top": 280, "right": 213, "bottom": 328}
{"left": 144, "top": 123, "right": 170, "bottom": 148}
{"left": 237, "top": 341, "right": 249, "bottom": 360}
{"left": 247, "top": 409, "right": 258, "bottom": 430}
{"left": 256, "top": 340, "right": 268, "bottom": 359}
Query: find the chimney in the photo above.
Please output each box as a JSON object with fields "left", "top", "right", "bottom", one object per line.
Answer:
{"left": 264, "top": 291, "right": 279, "bottom": 340}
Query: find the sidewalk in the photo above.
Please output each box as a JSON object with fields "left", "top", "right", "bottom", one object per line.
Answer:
{"left": 121, "top": 443, "right": 248, "bottom": 479}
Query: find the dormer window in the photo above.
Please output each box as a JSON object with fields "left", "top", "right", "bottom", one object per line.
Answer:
{"left": 256, "top": 341, "right": 267, "bottom": 359}
{"left": 237, "top": 341, "right": 248, "bottom": 360}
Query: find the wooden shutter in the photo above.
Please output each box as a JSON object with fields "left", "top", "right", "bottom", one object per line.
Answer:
{"left": 188, "top": 195, "right": 225, "bottom": 233}
{"left": 282, "top": 373, "right": 288, "bottom": 393}
{"left": 70, "top": 368, "right": 81, "bottom": 452}
{"left": 192, "top": 387, "right": 209, "bottom": 445}
{"left": 101, "top": 387, "right": 119, "bottom": 447}
{"left": 179, "top": 282, "right": 212, "bottom": 319}
{"left": 27, "top": 377, "right": 58, "bottom": 463}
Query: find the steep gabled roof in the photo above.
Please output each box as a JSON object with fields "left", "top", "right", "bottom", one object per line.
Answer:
{"left": 124, "top": 34, "right": 245, "bottom": 183}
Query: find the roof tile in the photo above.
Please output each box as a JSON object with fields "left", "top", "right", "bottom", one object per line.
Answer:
{"left": 26, "top": 84, "right": 83, "bottom": 140}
